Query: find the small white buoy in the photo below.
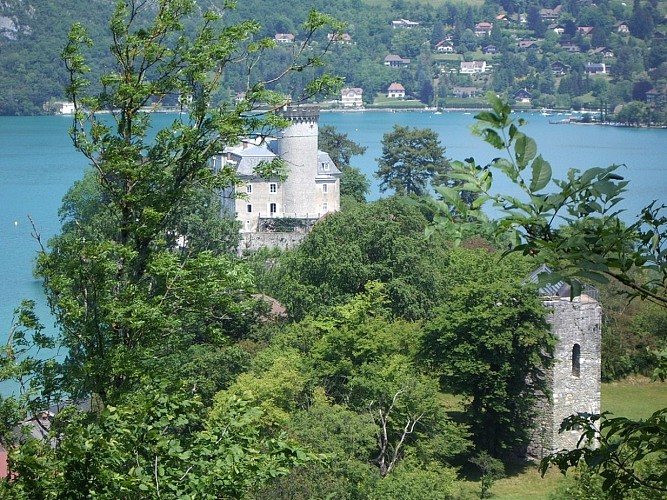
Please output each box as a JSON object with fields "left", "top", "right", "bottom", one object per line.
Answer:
{"left": 14, "top": 221, "right": 18, "bottom": 226}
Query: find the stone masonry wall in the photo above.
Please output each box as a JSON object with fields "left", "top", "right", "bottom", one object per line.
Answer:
{"left": 238, "top": 232, "right": 308, "bottom": 253}
{"left": 528, "top": 295, "right": 602, "bottom": 459}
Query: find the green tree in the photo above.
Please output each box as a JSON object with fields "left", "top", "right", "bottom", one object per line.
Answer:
{"left": 33, "top": 0, "right": 341, "bottom": 404}
{"left": 376, "top": 125, "right": 450, "bottom": 196}
{"left": 470, "top": 451, "right": 505, "bottom": 499}
{"left": 422, "top": 277, "right": 553, "bottom": 456}
{"left": 282, "top": 284, "right": 471, "bottom": 475}
{"left": 264, "top": 197, "right": 450, "bottom": 321}
{"left": 1, "top": 384, "right": 313, "bottom": 499}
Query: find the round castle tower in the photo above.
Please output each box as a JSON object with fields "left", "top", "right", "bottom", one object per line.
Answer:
{"left": 276, "top": 105, "right": 320, "bottom": 218}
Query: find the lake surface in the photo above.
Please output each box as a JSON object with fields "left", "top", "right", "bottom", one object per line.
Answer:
{"left": 0, "top": 111, "right": 665, "bottom": 394}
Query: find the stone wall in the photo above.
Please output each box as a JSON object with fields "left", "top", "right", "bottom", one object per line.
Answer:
{"left": 238, "top": 232, "right": 308, "bottom": 253}
{"left": 528, "top": 295, "right": 602, "bottom": 459}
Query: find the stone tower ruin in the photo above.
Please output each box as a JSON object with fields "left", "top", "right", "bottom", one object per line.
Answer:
{"left": 527, "top": 267, "right": 602, "bottom": 459}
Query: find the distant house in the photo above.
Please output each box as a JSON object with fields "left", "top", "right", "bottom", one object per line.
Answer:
{"left": 549, "top": 23, "right": 566, "bottom": 35}
{"left": 614, "top": 21, "right": 630, "bottom": 33}
{"left": 53, "top": 101, "right": 75, "bottom": 114}
{"left": 577, "top": 26, "right": 594, "bottom": 37}
{"left": 474, "top": 22, "right": 493, "bottom": 37}
{"left": 518, "top": 40, "right": 539, "bottom": 50}
{"left": 539, "top": 6, "right": 561, "bottom": 22}
{"left": 340, "top": 87, "right": 363, "bottom": 107}
{"left": 328, "top": 33, "right": 352, "bottom": 44}
{"left": 513, "top": 88, "right": 533, "bottom": 104}
{"left": 551, "top": 61, "right": 570, "bottom": 75}
{"left": 392, "top": 19, "right": 420, "bottom": 29}
{"left": 384, "top": 54, "right": 411, "bottom": 67}
{"left": 482, "top": 44, "right": 498, "bottom": 54}
{"left": 560, "top": 41, "right": 581, "bottom": 53}
{"left": 584, "top": 62, "right": 607, "bottom": 75}
{"left": 451, "top": 86, "right": 480, "bottom": 98}
{"left": 435, "top": 40, "right": 455, "bottom": 53}
{"left": 645, "top": 85, "right": 666, "bottom": 109}
{"left": 591, "top": 47, "right": 615, "bottom": 58}
{"left": 387, "top": 82, "right": 406, "bottom": 98}
{"left": 460, "top": 61, "right": 488, "bottom": 74}
{"left": 274, "top": 33, "right": 294, "bottom": 44}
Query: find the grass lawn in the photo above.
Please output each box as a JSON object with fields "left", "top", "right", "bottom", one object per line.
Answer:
{"left": 461, "top": 377, "right": 667, "bottom": 499}
{"left": 602, "top": 375, "right": 667, "bottom": 420}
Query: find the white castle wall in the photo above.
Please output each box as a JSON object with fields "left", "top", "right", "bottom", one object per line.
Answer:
{"left": 277, "top": 106, "right": 320, "bottom": 218}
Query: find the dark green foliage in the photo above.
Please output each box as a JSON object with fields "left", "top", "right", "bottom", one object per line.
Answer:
{"left": 376, "top": 125, "right": 451, "bottom": 196}
{"left": 265, "top": 197, "right": 450, "bottom": 321}
{"left": 470, "top": 451, "right": 505, "bottom": 498}
{"left": 422, "top": 276, "right": 554, "bottom": 456}
{"left": 540, "top": 410, "right": 667, "bottom": 497}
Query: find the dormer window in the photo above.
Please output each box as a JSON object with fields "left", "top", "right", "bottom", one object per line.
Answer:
{"left": 322, "top": 162, "right": 330, "bottom": 171}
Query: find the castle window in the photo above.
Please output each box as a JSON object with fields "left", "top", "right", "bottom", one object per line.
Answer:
{"left": 322, "top": 202, "right": 328, "bottom": 212}
{"left": 572, "top": 344, "right": 581, "bottom": 378}
{"left": 246, "top": 204, "right": 252, "bottom": 213}
{"left": 270, "top": 203, "right": 277, "bottom": 214}
{"left": 270, "top": 183, "right": 277, "bottom": 193}
{"left": 322, "top": 183, "right": 328, "bottom": 193}
{"left": 246, "top": 184, "right": 252, "bottom": 193}
{"left": 322, "top": 161, "right": 330, "bottom": 171}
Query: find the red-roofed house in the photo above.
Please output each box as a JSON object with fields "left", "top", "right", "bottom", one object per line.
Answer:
{"left": 387, "top": 83, "right": 406, "bottom": 98}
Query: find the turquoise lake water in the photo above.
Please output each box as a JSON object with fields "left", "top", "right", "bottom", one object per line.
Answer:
{"left": 0, "top": 111, "right": 665, "bottom": 394}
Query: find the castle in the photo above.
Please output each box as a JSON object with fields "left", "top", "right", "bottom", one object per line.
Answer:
{"left": 213, "top": 105, "right": 341, "bottom": 251}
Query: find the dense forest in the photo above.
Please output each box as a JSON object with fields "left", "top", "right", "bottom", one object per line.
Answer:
{"left": 1, "top": 0, "right": 666, "bottom": 121}
{"left": 0, "top": 1, "right": 665, "bottom": 498}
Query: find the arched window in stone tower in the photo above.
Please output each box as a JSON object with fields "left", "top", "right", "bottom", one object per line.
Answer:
{"left": 572, "top": 343, "right": 581, "bottom": 378}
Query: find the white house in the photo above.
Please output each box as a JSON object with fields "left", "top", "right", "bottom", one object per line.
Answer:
{"left": 435, "top": 40, "right": 455, "bottom": 53}
{"left": 340, "top": 87, "right": 363, "bottom": 107}
{"left": 460, "top": 61, "right": 488, "bottom": 74}
{"left": 274, "top": 33, "right": 294, "bottom": 43}
{"left": 214, "top": 106, "right": 341, "bottom": 235}
{"left": 584, "top": 62, "right": 607, "bottom": 75}
{"left": 387, "top": 82, "right": 405, "bottom": 98}
{"left": 392, "top": 19, "right": 420, "bottom": 29}
{"left": 384, "top": 54, "right": 411, "bottom": 67}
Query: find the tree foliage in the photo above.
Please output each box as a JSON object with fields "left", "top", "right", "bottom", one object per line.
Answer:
{"left": 33, "top": 0, "right": 342, "bottom": 404}
{"left": 263, "top": 197, "right": 450, "bottom": 321}
{"left": 376, "top": 125, "right": 450, "bottom": 196}
{"left": 2, "top": 384, "right": 313, "bottom": 499}
{"left": 421, "top": 253, "right": 554, "bottom": 456}
{"left": 430, "top": 93, "right": 667, "bottom": 493}
{"left": 0, "top": 0, "right": 342, "bottom": 494}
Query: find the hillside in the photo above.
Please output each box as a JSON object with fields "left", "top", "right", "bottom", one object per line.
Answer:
{"left": 1, "top": 0, "right": 666, "bottom": 119}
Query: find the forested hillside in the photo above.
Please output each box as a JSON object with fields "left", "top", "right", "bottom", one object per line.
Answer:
{"left": 1, "top": 0, "right": 666, "bottom": 118}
